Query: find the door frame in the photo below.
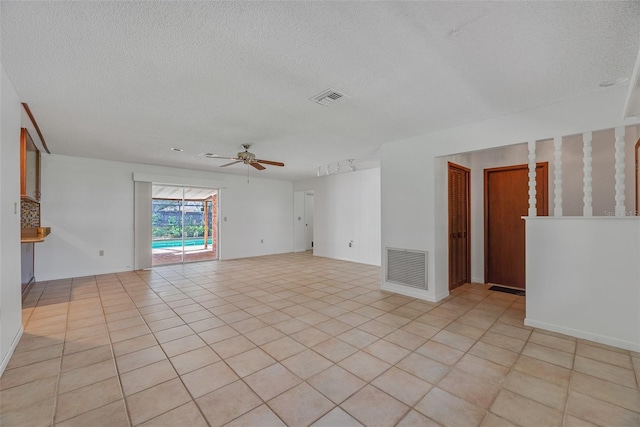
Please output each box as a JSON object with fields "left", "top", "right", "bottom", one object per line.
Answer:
{"left": 448, "top": 162, "right": 471, "bottom": 291}
{"left": 484, "top": 162, "right": 548, "bottom": 287}
{"left": 635, "top": 138, "right": 639, "bottom": 215}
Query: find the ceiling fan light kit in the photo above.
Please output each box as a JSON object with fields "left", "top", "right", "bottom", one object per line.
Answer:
{"left": 205, "top": 144, "right": 284, "bottom": 171}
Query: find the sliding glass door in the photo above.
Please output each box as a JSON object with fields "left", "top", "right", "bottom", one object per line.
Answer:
{"left": 151, "top": 185, "right": 218, "bottom": 266}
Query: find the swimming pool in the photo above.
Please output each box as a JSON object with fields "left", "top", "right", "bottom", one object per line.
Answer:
{"left": 152, "top": 238, "right": 213, "bottom": 249}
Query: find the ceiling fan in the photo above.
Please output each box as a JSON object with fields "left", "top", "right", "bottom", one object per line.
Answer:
{"left": 206, "top": 144, "right": 284, "bottom": 170}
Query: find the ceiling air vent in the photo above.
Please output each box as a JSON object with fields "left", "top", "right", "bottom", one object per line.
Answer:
{"left": 310, "top": 89, "right": 350, "bottom": 107}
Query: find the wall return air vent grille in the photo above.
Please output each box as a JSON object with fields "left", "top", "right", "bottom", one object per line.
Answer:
{"left": 386, "top": 248, "right": 428, "bottom": 290}
{"left": 310, "top": 89, "right": 350, "bottom": 106}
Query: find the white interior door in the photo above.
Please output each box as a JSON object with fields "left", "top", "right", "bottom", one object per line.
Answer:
{"left": 305, "top": 192, "right": 314, "bottom": 250}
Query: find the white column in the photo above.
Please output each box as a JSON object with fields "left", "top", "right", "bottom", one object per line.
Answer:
{"left": 614, "top": 126, "right": 626, "bottom": 216}
{"left": 582, "top": 132, "right": 593, "bottom": 217}
{"left": 554, "top": 137, "right": 563, "bottom": 216}
{"left": 528, "top": 140, "right": 537, "bottom": 217}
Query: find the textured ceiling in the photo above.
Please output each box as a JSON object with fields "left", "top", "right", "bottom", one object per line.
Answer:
{"left": 2, "top": 1, "right": 639, "bottom": 181}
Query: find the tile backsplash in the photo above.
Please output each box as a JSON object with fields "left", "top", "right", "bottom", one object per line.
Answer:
{"left": 21, "top": 199, "right": 40, "bottom": 228}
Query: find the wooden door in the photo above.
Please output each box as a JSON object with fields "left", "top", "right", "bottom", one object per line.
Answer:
{"left": 485, "top": 163, "right": 548, "bottom": 289}
{"left": 449, "top": 163, "right": 471, "bottom": 290}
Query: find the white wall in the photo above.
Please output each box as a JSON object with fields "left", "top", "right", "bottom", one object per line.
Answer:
{"left": 525, "top": 217, "right": 640, "bottom": 352}
{"left": 381, "top": 84, "right": 640, "bottom": 302}
{"left": 37, "top": 154, "right": 293, "bottom": 281}
{"left": 0, "top": 64, "right": 23, "bottom": 374}
{"left": 294, "top": 168, "right": 381, "bottom": 266}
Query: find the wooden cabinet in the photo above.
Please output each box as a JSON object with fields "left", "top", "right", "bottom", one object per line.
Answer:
{"left": 20, "top": 128, "right": 41, "bottom": 201}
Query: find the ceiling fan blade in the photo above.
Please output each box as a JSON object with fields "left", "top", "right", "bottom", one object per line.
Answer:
{"left": 205, "top": 154, "right": 237, "bottom": 160}
{"left": 220, "top": 161, "right": 242, "bottom": 167}
{"left": 256, "top": 159, "right": 285, "bottom": 167}
{"left": 250, "top": 162, "right": 266, "bottom": 170}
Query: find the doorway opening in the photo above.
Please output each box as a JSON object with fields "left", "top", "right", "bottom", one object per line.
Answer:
{"left": 305, "top": 191, "right": 314, "bottom": 250}
{"left": 151, "top": 185, "right": 218, "bottom": 265}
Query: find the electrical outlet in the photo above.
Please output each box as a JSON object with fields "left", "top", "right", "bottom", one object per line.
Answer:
{"left": 99, "top": 250, "right": 104, "bottom": 256}
{"left": 349, "top": 241, "right": 353, "bottom": 247}
{"left": 260, "top": 239, "right": 264, "bottom": 244}
{"left": 224, "top": 217, "right": 227, "bottom": 222}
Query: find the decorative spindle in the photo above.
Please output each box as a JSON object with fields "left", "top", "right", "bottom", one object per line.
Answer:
{"left": 554, "top": 137, "right": 563, "bottom": 216}
{"left": 582, "top": 132, "right": 593, "bottom": 216}
{"left": 614, "top": 126, "right": 626, "bottom": 216}
{"left": 528, "top": 140, "right": 537, "bottom": 216}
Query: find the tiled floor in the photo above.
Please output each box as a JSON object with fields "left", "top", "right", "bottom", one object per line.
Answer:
{"left": 1, "top": 252, "right": 639, "bottom": 427}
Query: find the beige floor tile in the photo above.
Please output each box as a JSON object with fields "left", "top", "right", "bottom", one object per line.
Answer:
{"left": 169, "top": 345, "right": 220, "bottom": 375}
{"left": 415, "top": 387, "right": 486, "bottom": 427}
{"left": 260, "top": 336, "right": 307, "bottom": 360}
{"left": 395, "top": 410, "right": 442, "bottom": 427}
{"left": 0, "top": 397, "right": 55, "bottom": 427}
{"left": 110, "top": 324, "right": 152, "bottom": 343}
{"left": 315, "top": 319, "right": 353, "bottom": 336}
{"left": 573, "top": 355, "right": 636, "bottom": 388}
{"left": 210, "top": 335, "right": 256, "bottom": 359}
{"left": 282, "top": 349, "right": 333, "bottom": 379}
{"left": 112, "top": 333, "right": 157, "bottom": 357}
{"left": 489, "top": 323, "right": 532, "bottom": 341}
{"left": 337, "top": 328, "right": 380, "bottom": 349}
{"left": 469, "top": 341, "right": 519, "bottom": 367}
{"left": 243, "top": 325, "right": 286, "bottom": 346}
{"left": 383, "top": 329, "right": 428, "bottom": 350}
{"left": 197, "top": 380, "right": 262, "bottom": 427}
{"left": 562, "top": 414, "right": 599, "bottom": 427}
{"left": 357, "top": 319, "right": 397, "bottom": 337}
{"left": 244, "top": 363, "right": 302, "bottom": 401}
{"left": 503, "top": 370, "right": 567, "bottom": 410}
{"left": 181, "top": 360, "right": 239, "bottom": 398}
{"left": 491, "top": 390, "right": 563, "bottom": 427}
{"left": 198, "top": 324, "right": 239, "bottom": 344}
{"left": 225, "top": 347, "right": 277, "bottom": 377}
{"left": 481, "top": 413, "right": 518, "bottom": 427}
{"left": 363, "top": 339, "right": 411, "bottom": 364}
{"left": 58, "top": 358, "right": 118, "bottom": 393}
{"left": 311, "top": 407, "right": 364, "bottom": 427}
{"left": 372, "top": 366, "right": 433, "bottom": 405}
{"left": 147, "top": 316, "right": 186, "bottom": 332}
{"left": 521, "top": 342, "right": 574, "bottom": 369}
{"left": 126, "top": 378, "right": 191, "bottom": 425}
{"left": 432, "top": 330, "right": 476, "bottom": 352}
{"left": 339, "top": 351, "right": 392, "bottom": 382}
{"left": 566, "top": 390, "right": 640, "bottom": 426}
{"left": 0, "top": 376, "right": 57, "bottom": 412}
{"left": 268, "top": 382, "right": 335, "bottom": 427}
{"left": 576, "top": 342, "right": 633, "bottom": 369}
{"left": 513, "top": 355, "right": 571, "bottom": 387}
{"left": 271, "top": 318, "right": 308, "bottom": 335}
{"left": 138, "top": 401, "right": 208, "bottom": 427}
{"left": 55, "top": 376, "right": 122, "bottom": 423}
{"left": 529, "top": 331, "right": 576, "bottom": 354}
{"left": 446, "top": 321, "right": 486, "bottom": 340}
{"left": 160, "top": 334, "right": 206, "bottom": 358}
{"left": 0, "top": 357, "right": 60, "bottom": 390}
{"left": 55, "top": 399, "right": 129, "bottom": 427}
{"left": 570, "top": 371, "right": 640, "bottom": 412}
{"left": 308, "top": 364, "right": 367, "bottom": 404}
{"left": 456, "top": 354, "right": 510, "bottom": 384}
{"left": 312, "top": 337, "right": 358, "bottom": 362}
{"left": 396, "top": 352, "right": 448, "bottom": 384}
{"left": 415, "top": 340, "right": 465, "bottom": 366}
{"left": 290, "top": 327, "right": 332, "bottom": 347}
{"left": 480, "top": 331, "right": 526, "bottom": 353}
{"left": 116, "top": 345, "right": 167, "bottom": 373}
{"left": 225, "top": 404, "right": 287, "bottom": 427}
{"left": 6, "top": 343, "right": 63, "bottom": 369}
{"left": 438, "top": 368, "right": 501, "bottom": 409}
{"left": 341, "top": 385, "right": 409, "bottom": 427}
{"left": 153, "top": 325, "right": 194, "bottom": 344}
{"left": 120, "top": 359, "right": 177, "bottom": 396}
{"left": 230, "top": 317, "right": 268, "bottom": 334}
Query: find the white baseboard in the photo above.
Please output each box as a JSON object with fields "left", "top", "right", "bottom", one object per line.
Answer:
{"left": 524, "top": 318, "right": 639, "bottom": 352}
{"left": 0, "top": 325, "right": 24, "bottom": 376}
